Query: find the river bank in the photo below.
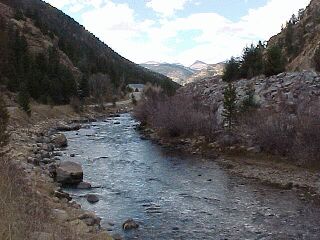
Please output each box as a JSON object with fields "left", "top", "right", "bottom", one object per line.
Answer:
{"left": 138, "top": 126, "right": 320, "bottom": 201}
{"left": 2, "top": 103, "right": 131, "bottom": 240}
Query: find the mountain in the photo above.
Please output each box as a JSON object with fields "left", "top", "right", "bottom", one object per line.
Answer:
{"left": 141, "top": 61, "right": 225, "bottom": 85}
{"left": 0, "top": 0, "right": 178, "bottom": 105}
{"left": 140, "top": 62, "right": 195, "bottom": 85}
{"left": 267, "top": 0, "right": 319, "bottom": 71}
{"left": 189, "top": 61, "right": 209, "bottom": 71}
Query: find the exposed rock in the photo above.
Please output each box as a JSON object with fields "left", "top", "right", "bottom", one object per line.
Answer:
{"left": 54, "top": 190, "right": 72, "bottom": 201}
{"left": 78, "top": 212, "right": 101, "bottom": 226}
{"left": 86, "top": 194, "right": 99, "bottom": 204}
{"left": 56, "top": 122, "right": 81, "bottom": 131}
{"left": 76, "top": 181, "right": 92, "bottom": 189}
{"left": 122, "top": 218, "right": 139, "bottom": 230}
{"left": 51, "top": 133, "right": 68, "bottom": 148}
{"left": 56, "top": 161, "right": 83, "bottom": 185}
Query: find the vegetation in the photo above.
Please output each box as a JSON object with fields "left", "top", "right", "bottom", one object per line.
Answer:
{"left": 222, "top": 42, "right": 285, "bottom": 81}
{"left": 264, "top": 45, "right": 286, "bottom": 77}
{"left": 134, "top": 85, "right": 219, "bottom": 139}
{"left": 0, "top": 0, "right": 178, "bottom": 108}
{"left": 222, "top": 83, "right": 237, "bottom": 130}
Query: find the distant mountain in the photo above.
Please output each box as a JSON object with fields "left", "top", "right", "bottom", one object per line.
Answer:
{"left": 0, "top": 0, "right": 178, "bottom": 105}
{"left": 189, "top": 61, "right": 209, "bottom": 71}
{"left": 141, "top": 61, "right": 225, "bottom": 85}
{"left": 140, "top": 62, "right": 195, "bottom": 85}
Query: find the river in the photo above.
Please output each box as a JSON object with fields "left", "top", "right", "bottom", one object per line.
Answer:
{"left": 62, "top": 113, "right": 320, "bottom": 240}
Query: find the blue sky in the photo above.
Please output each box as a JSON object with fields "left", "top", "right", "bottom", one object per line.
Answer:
{"left": 44, "top": 0, "right": 310, "bottom": 66}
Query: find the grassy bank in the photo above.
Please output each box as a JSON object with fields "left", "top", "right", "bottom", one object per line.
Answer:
{"left": 0, "top": 102, "right": 123, "bottom": 240}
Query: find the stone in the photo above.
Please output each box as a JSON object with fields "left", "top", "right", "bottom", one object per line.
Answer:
{"left": 52, "top": 209, "right": 69, "bottom": 222}
{"left": 122, "top": 218, "right": 139, "bottom": 230}
{"left": 56, "top": 123, "right": 81, "bottom": 131}
{"left": 51, "top": 133, "right": 68, "bottom": 148}
{"left": 54, "top": 190, "right": 72, "bottom": 201}
{"left": 86, "top": 194, "right": 99, "bottom": 204}
{"left": 77, "top": 181, "right": 92, "bottom": 189}
{"left": 56, "top": 161, "right": 83, "bottom": 185}
{"left": 112, "top": 234, "right": 123, "bottom": 240}
{"left": 78, "top": 212, "right": 101, "bottom": 226}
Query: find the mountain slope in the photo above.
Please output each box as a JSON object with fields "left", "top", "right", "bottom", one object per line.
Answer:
{"left": 0, "top": 0, "right": 178, "bottom": 104}
{"left": 141, "top": 61, "right": 225, "bottom": 85}
{"left": 267, "top": 0, "right": 319, "bottom": 71}
{"left": 140, "top": 62, "right": 195, "bottom": 85}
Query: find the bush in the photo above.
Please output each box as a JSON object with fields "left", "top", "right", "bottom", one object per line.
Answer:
{"left": 242, "top": 106, "right": 320, "bottom": 164}
{"left": 17, "top": 88, "right": 31, "bottom": 116}
{"left": 134, "top": 85, "right": 220, "bottom": 139}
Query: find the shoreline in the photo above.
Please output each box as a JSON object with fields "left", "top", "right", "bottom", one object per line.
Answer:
{"left": 138, "top": 126, "right": 320, "bottom": 201}
{"left": 4, "top": 103, "right": 131, "bottom": 240}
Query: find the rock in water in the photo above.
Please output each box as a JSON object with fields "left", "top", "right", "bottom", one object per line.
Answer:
{"left": 86, "top": 194, "right": 99, "bottom": 204}
{"left": 56, "top": 161, "right": 83, "bottom": 185}
{"left": 122, "top": 219, "right": 139, "bottom": 230}
{"left": 77, "top": 181, "right": 92, "bottom": 189}
{"left": 51, "top": 133, "right": 68, "bottom": 148}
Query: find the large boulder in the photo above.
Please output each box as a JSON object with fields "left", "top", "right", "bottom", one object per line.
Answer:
{"left": 86, "top": 194, "right": 99, "bottom": 204}
{"left": 56, "top": 161, "right": 83, "bottom": 185}
{"left": 51, "top": 133, "right": 68, "bottom": 148}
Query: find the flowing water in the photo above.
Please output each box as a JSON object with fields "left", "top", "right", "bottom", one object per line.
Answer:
{"left": 62, "top": 113, "right": 320, "bottom": 240}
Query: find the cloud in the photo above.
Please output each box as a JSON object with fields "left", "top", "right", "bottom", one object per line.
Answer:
{"left": 44, "top": 0, "right": 311, "bottom": 66}
{"left": 146, "top": 0, "right": 190, "bottom": 17}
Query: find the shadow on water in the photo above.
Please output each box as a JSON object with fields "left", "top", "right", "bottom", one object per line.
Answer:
{"left": 62, "top": 113, "right": 320, "bottom": 240}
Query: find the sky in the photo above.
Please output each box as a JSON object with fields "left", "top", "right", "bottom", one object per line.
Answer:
{"left": 43, "top": 0, "right": 311, "bottom": 66}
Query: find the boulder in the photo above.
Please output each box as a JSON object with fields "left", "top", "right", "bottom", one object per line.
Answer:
{"left": 56, "top": 161, "right": 83, "bottom": 185}
{"left": 76, "top": 181, "right": 92, "bottom": 189}
{"left": 78, "top": 212, "right": 101, "bottom": 226}
{"left": 56, "top": 123, "right": 81, "bottom": 131}
{"left": 51, "top": 134, "right": 68, "bottom": 148}
{"left": 86, "top": 194, "right": 99, "bottom": 204}
{"left": 122, "top": 219, "right": 139, "bottom": 230}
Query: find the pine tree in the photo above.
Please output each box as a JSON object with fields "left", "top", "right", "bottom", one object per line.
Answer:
{"left": 222, "top": 57, "right": 240, "bottom": 82}
{"left": 264, "top": 45, "right": 285, "bottom": 77}
{"left": 0, "top": 95, "right": 9, "bottom": 148}
{"left": 222, "top": 83, "right": 237, "bottom": 130}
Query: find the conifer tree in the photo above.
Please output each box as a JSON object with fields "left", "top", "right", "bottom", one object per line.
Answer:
{"left": 222, "top": 83, "right": 237, "bottom": 131}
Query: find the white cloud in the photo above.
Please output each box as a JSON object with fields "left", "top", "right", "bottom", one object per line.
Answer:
{"left": 146, "top": 0, "right": 190, "bottom": 17}
{"left": 44, "top": 0, "right": 311, "bottom": 66}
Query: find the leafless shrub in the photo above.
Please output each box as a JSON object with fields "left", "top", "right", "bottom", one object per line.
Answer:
{"left": 241, "top": 102, "right": 320, "bottom": 164}
{"left": 134, "top": 85, "right": 220, "bottom": 139}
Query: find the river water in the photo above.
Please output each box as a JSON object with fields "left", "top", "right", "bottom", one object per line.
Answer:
{"left": 62, "top": 113, "right": 320, "bottom": 240}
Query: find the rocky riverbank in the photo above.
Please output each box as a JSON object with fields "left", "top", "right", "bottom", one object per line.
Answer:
{"left": 138, "top": 126, "right": 320, "bottom": 202}
{"left": 3, "top": 104, "right": 131, "bottom": 240}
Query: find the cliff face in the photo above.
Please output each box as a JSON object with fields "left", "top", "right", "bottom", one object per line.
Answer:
{"left": 267, "top": 0, "right": 320, "bottom": 71}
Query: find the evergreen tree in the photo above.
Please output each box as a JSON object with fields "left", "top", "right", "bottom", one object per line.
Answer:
{"left": 314, "top": 46, "right": 320, "bottom": 72}
{"left": 222, "top": 83, "right": 237, "bottom": 130}
{"left": 240, "top": 43, "right": 264, "bottom": 78}
{"left": 0, "top": 95, "right": 9, "bottom": 148}
{"left": 264, "top": 45, "right": 286, "bottom": 77}
{"left": 222, "top": 57, "right": 241, "bottom": 82}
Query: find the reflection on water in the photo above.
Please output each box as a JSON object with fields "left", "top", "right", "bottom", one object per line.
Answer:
{"left": 62, "top": 113, "right": 320, "bottom": 240}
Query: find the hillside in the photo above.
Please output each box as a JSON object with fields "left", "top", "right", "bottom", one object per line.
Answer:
{"left": 0, "top": 0, "right": 178, "bottom": 105}
{"left": 141, "top": 61, "right": 225, "bottom": 85}
{"left": 140, "top": 62, "right": 195, "bottom": 85}
{"left": 267, "top": 0, "right": 319, "bottom": 71}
